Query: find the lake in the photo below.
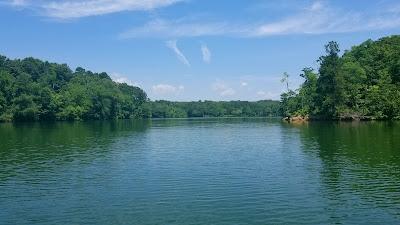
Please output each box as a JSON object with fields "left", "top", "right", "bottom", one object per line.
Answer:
{"left": 1, "top": 118, "right": 400, "bottom": 224}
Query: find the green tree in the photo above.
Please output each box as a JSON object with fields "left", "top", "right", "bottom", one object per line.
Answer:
{"left": 315, "top": 41, "right": 341, "bottom": 118}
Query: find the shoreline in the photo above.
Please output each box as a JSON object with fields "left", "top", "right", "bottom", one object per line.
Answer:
{"left": 0, "top": 116, "right": 282, "bottom": 124}
{"left": 283, "top": 115, "right": 400, "bottom": 123}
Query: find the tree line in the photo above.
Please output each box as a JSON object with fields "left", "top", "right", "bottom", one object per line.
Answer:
{"left": 281, "top": 35, "right": 400, "bottom": 120}
{"left": 0, "top": 56, "right": 149, "bottom": 122}
{"left": 2, "top": 35, "right": 398, "bottom": 122}
{"left": 0, "top": 55, "right": 280, "bottom": 122}
{"left": 148, "top": 100, "right": 281, "bottom": 118}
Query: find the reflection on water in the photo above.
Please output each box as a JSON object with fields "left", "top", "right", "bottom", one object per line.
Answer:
{"left": 295, "top": 122, "right": 400, "bottom": 224}
{"left": 0, "top": 120, "right": 151, "bottom": 181}
{"left": 0, "top": 119, "right": 399, "bottom": 225}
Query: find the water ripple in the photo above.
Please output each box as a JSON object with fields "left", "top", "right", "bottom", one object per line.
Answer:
{"left": 0, "top": 119, "right": 400, "bottom": 225}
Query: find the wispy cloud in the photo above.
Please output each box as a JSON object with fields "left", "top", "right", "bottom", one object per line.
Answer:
{"left": 152, "top": 84, "right": 184, "bottom": 95}
{"left": 309, "top": 1, "right": 323, "bottom": 11}
{"left": 212, "top": 81, "right": 235, "bottom": 97}
{"left": 201, "top": 44, "right": 211, "bottom": 63}
{"left": 166, "top": 40, "right": 190, "bottom": 67}
{"left": 9, "top": 1, "right": 400, "bottom": 34}
{"left": 3, "top": 0, "right": 183, "bottom": 19}
{"left": 120, "top": 1, "right": 400, "bottom": 38}
{"left": 254, "top": 1, "right": 359, "bottom": 36}
{"left": 387, "top": 3, "right": 400, "bottom": 14}
{"left": 256, "top": 90, "right": 279, "bottom": 100}
{"left": 110, "top": 72, "right": 140, "bottom": 87}
{"left": 8, "top": 0, "right": 28, "bottom": 7}
{"left": 119, "top": 18, "right": 233, "bottom": 38}
{"left": 248, "top": 1, "right": 400, "bottom": 36}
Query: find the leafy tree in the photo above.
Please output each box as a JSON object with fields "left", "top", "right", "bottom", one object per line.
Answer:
{"left": 281, "top": 35, "right": 400, "bottom": 120}
{"left": 315, "top": 41, "right": 341, "bottom": 117}
{"left": 298, "top": 68, "right": 318, "bottom": 115}
{"left": 0, "top": 55, "right": 148, "bottom": 122}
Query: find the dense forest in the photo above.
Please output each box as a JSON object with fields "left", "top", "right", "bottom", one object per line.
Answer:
{"left": 281, "top": 35, "right": 400, "bottom": 120}
{"left": 148, "top": 100, "right": 281, "bottom": 118}
{"left": 0, "top": 55, "right": 280, "bottom": 122}
{"left": 0, "top": 56, "right": 149, "bottom": 122}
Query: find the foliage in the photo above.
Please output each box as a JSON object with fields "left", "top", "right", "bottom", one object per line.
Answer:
{"left": 148, "top": 100, "right": 281, "bottom": 118}
{"left": 0, "top": 55, "right": 281, "bottom": 122}
{"left": 281, "top": 35, "right": 400, "bottom": 120}
{"left": 0, "top": 55, "right": 148, "bottom": 122}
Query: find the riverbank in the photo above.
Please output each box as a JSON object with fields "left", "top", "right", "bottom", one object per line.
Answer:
{"left": 282, "top": 115, "right": 398, "bottom": 123}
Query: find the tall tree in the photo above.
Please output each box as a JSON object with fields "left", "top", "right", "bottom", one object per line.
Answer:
{"left": 281, "top": 72, "right": 290, "bottom": 92}
{"left": 315, "top": 41, "right": 341, "bottom": 118}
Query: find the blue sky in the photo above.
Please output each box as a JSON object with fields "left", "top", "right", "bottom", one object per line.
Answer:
{"left": 1, "top": 0, "right": 400, "bottom": 101}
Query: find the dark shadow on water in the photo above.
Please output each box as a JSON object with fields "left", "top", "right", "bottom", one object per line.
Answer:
{"left": 292, "top": 121, "right": 400, "bottom": 222}
{"left": 0, "top": 119, "right": 151, "bottom": 181}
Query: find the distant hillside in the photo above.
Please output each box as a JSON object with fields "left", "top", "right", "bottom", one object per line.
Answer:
{"left": 148, "top": 100, "right": 281, "bottom": 118}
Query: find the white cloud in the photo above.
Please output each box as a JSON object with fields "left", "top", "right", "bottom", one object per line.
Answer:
{"left": 388, "top": 3, "right": 400, "bottom": 14}
{"left": 166, "top": 40, "right": 190, "bottom": 67}
{"left": 256, "top": 91, "right": 279, "bottom": 100}
{"left": 4, "top": 0, "right": 183, "bottom": 19}
{"left": 111, "top": 72, "right": 140, "bottom": 87}
{"left": 240, "top": 81, "right": 248, "bottom": 87}
{"left": 309, "top": 1, "right": 323, "bottom": 11}
{"left": 257, "top": 91, "right": 266, "bottom": 95}
{"left": 152, "top": 84, "right": 184, "bottom": 95}
{"left": 220, "top": 88, "right": 235, "bottom": 96}
{"left": 120, "top": 18, "right": 232, "bottom": 38}
{"left": 5, "top": 0, "right": 400, "bottom": 33}
{"left": 253, "top": 1, "right": 400, "bottom": 36}
{"left": 254, "top": 1, "right": 344, "bottom": 36}
{"left": 8, "top": 0, "right": 28, "bottom": 6}
{"left": 120, "top": 1, "right": 400, "bottom": 38}
{"left": 201, "top": 44, "right": 211, "bottom": 63}
{"left": 212, "top": 81, "right": 235, "bottom": 97}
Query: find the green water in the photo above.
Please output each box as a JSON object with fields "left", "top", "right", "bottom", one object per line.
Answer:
{"left": 1, "top": 118, "right": 399, "bottom": 225}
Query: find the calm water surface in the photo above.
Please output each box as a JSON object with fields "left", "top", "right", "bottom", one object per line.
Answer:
{"left": 0, "top": 118, "right": 400, "bottom": 225}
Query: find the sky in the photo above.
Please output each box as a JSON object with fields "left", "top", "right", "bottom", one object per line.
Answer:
{"left": 0, "top": 0, "right": 400, "bottom": 101}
